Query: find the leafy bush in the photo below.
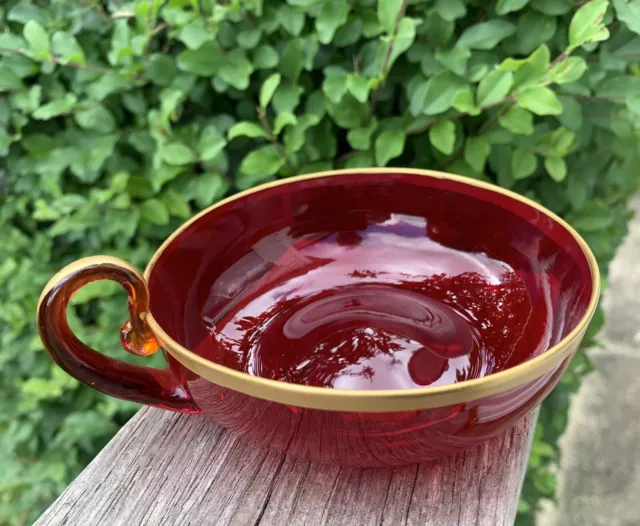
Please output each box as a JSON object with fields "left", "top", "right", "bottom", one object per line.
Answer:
{"left": 1, "top": 0, "right": 638, "bottom": 523}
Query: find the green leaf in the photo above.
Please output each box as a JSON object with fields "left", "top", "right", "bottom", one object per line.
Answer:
{"left": 557, "top": 95, "right": 583, "bottom": 130}
{"left": 550, "top": 57, "right": 588, "bottom": 84}
{"left": 140, "top": 199, "right": 170, "bottom": 226}
{"left": 613, "top": 0, "right": 640, "bottom": 35}
{"left": 531, "top": 0, "right": 572, "bottom": 15}
{"left": 325, "top": 94, "right": 368, "bottom": 129}
{"left": 316, "top": 0, "right": 350, "bottom": 44}
{"left": 511, "top": 147, "right": 537, "bottom": 179}
{"left": 23, "top": 20, "right": 50, "bottom": 58}
{"left": 435, "top": 46, "right": 471, "bottom": 76}
{"left": 280, "top": 39, "right": 305, "bottom": 82}
{"left": 2, "top": 53, "right": 37, "bottom": 79}
{"left": 343, "top": 150, "right": 373, "bottom": 168}
{"left": 179, "top": 19, "right": 213, "bottom": 51}
{"left": 254, "top": 45, "right": 279, "bottom": 69}
{"left": 278, "top": 6, "right": 306, "bottom": 36}
{"left": 284, "top": 114, "right": 320, "bottom": 154}
{"left": 219, "top": 49, "right": 254, "bottom": 90}
{"left": 476, "top": 70, "right": 513, "bottom": 107}
{"left": 237, "top": 29, "right": 262, "bottom": 50}
{"left": 287, "top": 0, "right": 320, "bottom": 7}
{"left": 347, "top": 119, "right": 378, "bottom": 150}
{"left": 323, "top": 71, "right": 348, "bottom": 103}
{"left": 449, "top": 159, "right": 489, "bottom": 181}
{"left": 497, "top": 0, "right": 530, "bottom": 15}
{"left": 499, "top": 106, "right": 534, "bottom": 135}
{"left": 198, "top": 126, "right": 227, "bottom": 161}
{"left": 512, "top": 11, "right": 557, "bottom": 56}
{"left": 452, "top": 88, "right": 481, "bottom": 115}
{"left": 499, "top": 44, "right": 550, "bottom": 88}
{"left": 626, "top": 92, "right": 640, "bottom": 117}
{"left": 456, "top": 20, "right": 516, "bottom": 50}
{"left": 162, "top": 189, "right": 191, "bottom": 219}
{"left": 0, "top": 32, "right": 25, "bottom": 51}
{"left": 146, "top": 54, "right": 177, "bottom": 86}
{"left": 32, "top": 93, "right": 77, "bottom": 119}
{"left": 68, "top": 134, "right": 118, "bottom": 183}
{"left": 375, "top": 129, "right": 406, "bottom": 166}
{"left": 464, "top": 136, "right": 491, "bottom": 172}
{"left": 74, "top": 106, "right": 116, "bottom": 133}
{"left": 177, "top": 41, "right": 224, "bottom": 76}
{"left": 347, "top": 74, "right": 371, "bottom": 103}
{"left": 274, "top": 112, "right": 297, "bottom": 134}
{"left": 335, "top": 21, "right": 361, "bottom": 47}
{"left": 545, "top": 157, "right": 567, "bottom": 182}
{"left": 10, "top": 84, "right": 41, "bottom": 112}
{"left": 423, "top": 13, "right": 454, "bottom": 47}
{"left": 228, "top": 122, "right": 268, "bottom": 140}
{"left": 571, "top": 212, "right": 615, "bottom": 231}
{"left": 51, "top": 31, "right": 85, "bottom": 65}
{"left": 378, "top": 0, "right": 403, "bottom": 34}
{"left": 87, "top": 73, "right": 130, "bottom": 101}
{"left": 186, "top": 172, "right": 229, "bottom": 208}
{"left": 422, "top": 71, "right": 462, "bottom": 115}
{"left": 597, "top": 74, "right": 640, "bottom": 98}
{"left": 518, "top": 86, "right": 563, "bottom": 115}
{"left": 498, "top": 44, "right": 549, "bottom": 73}
{"left": 0, "top": 65, "right": 24, "bottom": 92}
{"left": 150, "top": 165, "right": 183, "bottom": 191}
{"left": 108, "top": 20, "right": 132, "bottom": 66}
{"left": 535, "top": 128, "right": 576, "bottom": 157}
{"left": 435, "top": 0, "right": 467, "bottom": 21}
{"left": 569, "top": 0, "right": 610, "bottom": 48}
{"left": 160, "top": 143, "right": 197, "bottom": 165}
{"left": 239, "top": 145, "right": 286, "bottom": 179}
{"left": 8, "top": 3, "right": 50, "bottom": 25}
{"left": 389, "top": 18, "right": 417, "bottom": 67}
{"left": 307, "top": 91, "right": 326, "bottom": 119}
{"left": 429, "top": 120, "right": 456, "bottom": 154}
{"left": 273, "top": 83, "right": 304, "bottom": 114}
{"left": 260, "top": 73, "right": 281, "bottom": 108}
{"left": 69, "top": 280, "right": 118, "bottom": 304}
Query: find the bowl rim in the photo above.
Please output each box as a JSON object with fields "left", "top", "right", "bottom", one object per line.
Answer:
{"left": 143, "top": 168, "right": 600, "bottom": 412}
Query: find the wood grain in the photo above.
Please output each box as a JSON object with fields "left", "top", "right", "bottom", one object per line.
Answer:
{"left": 35, "top": 407, "right": 536, "bottom": 526}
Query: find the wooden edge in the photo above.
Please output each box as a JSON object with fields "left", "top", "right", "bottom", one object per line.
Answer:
{"left": 35, "top": 407, "right": 539, "bottom": 526}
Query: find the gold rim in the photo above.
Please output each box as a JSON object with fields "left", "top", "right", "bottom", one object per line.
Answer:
{"left": 144, "top": 168, "right": 600, "bottom": 412}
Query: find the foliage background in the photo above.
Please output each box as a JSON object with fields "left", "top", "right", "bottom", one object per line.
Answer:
{"left": 1, "top": 0, "right": 639, "bottom": 524}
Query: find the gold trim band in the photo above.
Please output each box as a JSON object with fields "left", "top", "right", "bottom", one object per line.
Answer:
{"left": 144, "top": 168, "right": 600, "bottom": 412}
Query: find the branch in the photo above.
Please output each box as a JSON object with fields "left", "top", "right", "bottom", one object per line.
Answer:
{"left": 368, "top": 0, "right": 409, "bottom": 120}
{"left": 257, "top": 107, "right": 296, "bottom": 174}
{"left": 549, "top": 50, "right": 569, "bottom": 69}
{"left": 479, "top": 99, "right": 517, "bottom": 135}
{"left": 241, "top": 12, "right": 256, "bottom": 28}
{"left": 573, "top": 94, "right": 626, "bottom": 101}
{"left": 0, "top": 47, "right": 117, "bottom": 76}
{"left": 83, "top": 0, "right": 111, "bottom": 23}
{"left": 144, "top": 23, "right": 168, "bottom": 55}
{"left": 336, "top": 150, "right": 360, "bottom": 165}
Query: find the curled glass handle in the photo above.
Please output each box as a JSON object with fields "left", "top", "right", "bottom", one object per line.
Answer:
{"left": 37, "top": 256, "right": 200, "bottom": 413}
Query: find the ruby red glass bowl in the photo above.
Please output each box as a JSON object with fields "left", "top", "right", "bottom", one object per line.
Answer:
{"left": 37, "top": 169, "right": 599, "bottom": 466}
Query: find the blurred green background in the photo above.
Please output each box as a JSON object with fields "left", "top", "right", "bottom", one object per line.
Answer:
{"left": 1, "top": 0, "right": 639, "bottom": 524}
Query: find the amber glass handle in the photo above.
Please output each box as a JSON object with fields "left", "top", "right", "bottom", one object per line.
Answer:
{"left": 37, "top": 256, "right": 200, "bottom": 413}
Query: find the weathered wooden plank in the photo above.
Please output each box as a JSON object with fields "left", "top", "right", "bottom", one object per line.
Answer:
{"left": 35, "top": 407, "right": 536, "bottom": 526}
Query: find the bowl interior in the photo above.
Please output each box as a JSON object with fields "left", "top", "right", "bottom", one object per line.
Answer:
{"left": 148, "top": 171, "right": 593, "bottom": 390}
